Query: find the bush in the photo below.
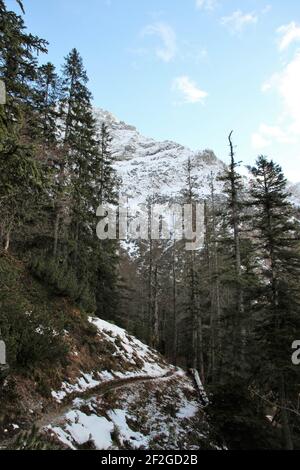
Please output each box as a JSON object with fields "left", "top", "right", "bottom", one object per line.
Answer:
{"left": 206, "top": 378, "right": 282, "bottom": 450}
{"left": 0, "top": 295, "right": 68, "bottom": 370}
{"left": 30, "top": 254, "right": 96, "bottom": 312}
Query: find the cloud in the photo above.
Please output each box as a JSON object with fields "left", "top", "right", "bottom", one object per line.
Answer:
{"left": 277, "top": 22, "right": 300, "bottom": 51}
{"left": 253, "top": 52, "right": 300, "bottom": 150}
{"left": 252, "top": 124, "right": 295, "bottom": 150}
{"left": 142, "top": 22, "right": 176, "bottom": 62}
{"left": 252, "top": 132, "right": 270, "bottom": 150}
{"left": 172, "top": 76, "right": 208, "bottom": 104}
{"left": 277, "top": 52, "right": 300, "bottom": 133}
{"left": 195, "top": 0, "right": 218, "bottom": 11}
{"left": 221, "top": 10, "right": 257, "bottom": 34}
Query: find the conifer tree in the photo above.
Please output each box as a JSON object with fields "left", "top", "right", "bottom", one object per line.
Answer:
{"left": 248, "top": 156, "right": 300, "bottom": 450}
{"left": 0, "top": 0, "right": 48, "bottom": 251}
{"left": 94, "top": 122, "right": 119, "bottom": 205}
{"left": 0, "top": 0, "right": 47, "bottom": 125}
{"left": 34, "top": 62, "right": 61, "bottom": 144}
{"left": 218, "top": 132, "right": 245, "bottom": 376}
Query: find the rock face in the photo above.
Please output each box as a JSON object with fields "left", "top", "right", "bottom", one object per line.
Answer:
{"left": 94, "top": 108, "right": 226, "bottom": 206}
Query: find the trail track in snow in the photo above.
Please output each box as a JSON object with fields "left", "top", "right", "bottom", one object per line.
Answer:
{"left": 37, "top": 371, "right": 175, "bottom": 430}
{"left": 0, "top": 372, "right": 176, "bottom": 449}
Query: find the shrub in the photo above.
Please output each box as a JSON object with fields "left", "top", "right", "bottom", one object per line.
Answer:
{"left": 0, "top": 296, "right": 68, "bottom": 370}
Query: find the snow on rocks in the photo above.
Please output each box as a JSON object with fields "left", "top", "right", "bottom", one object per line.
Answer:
{"left": 51, "top": 317, "right": 173, "bottom": 403}
{"left": 51, "top": 410, "right": 114, "bottom": 450}
{"left": 93, "top": 107, "right": 225, "bottom": 209}
{"left": 47, "top": 317, "right": 215, "bottom": 450}
{"left": 46, "top": 371, "right": 212, "bottom": 450}
{"left": 89, "top": 316, "right": 171, "bottom": 377}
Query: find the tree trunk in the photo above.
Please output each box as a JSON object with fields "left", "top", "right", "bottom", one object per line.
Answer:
{"left": 281, "top": 374, "right": 294, "bottom": 450}
{"left": 172, "top": 240, "right": 177, "bottom": 365}
{"left": 152, "top": 264, "right": 160, "bottom": 349}
{"left": 228, "top": 131, "right": 244, "bottom": 366}
{"left": 53, "top": 212, "right": 60, "bottom": 258}
{"left": 4, "top": 229, "right": 10, "bottom": 252}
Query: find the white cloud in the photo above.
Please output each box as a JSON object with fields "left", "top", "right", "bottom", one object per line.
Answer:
{"left": 172, "top": 76, "right": 208, "bottom": 104}
{"left": 142, "top": 22, "right": 176, "bottom": 62}
{"left": 253, "top": 52, "right": 300, "bottom": 150}
{"left": 259, "top": 124, "right": 289, "bottom": 142}
{"left": 195, "top": 0, "right": 218, "bottom": 11}
{"left": 277, "top": 52, "right": 300, "bottom": 133}
{"left": 261, "top": 79, "right": 273, "bottom": 93}
{"left": 252, "top": 123, "right": 295, "bottom": 150}
{"left": 221, "top": 10, "right": 257, "bottom": 34}
{"left": 277, "top": 22, "right": 300, "bottom": 52}
{"left": 252, "top": 132, "right": 270, "bottom": 150}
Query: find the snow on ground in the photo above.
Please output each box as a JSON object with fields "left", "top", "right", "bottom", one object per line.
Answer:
{"left": 45, "top": 372, "right": 213, "bottom": 450}
{"left": 44, "top": 317, "right": 213, "bottom": 450}
{"left": 176, "top": 401, "right": 199, "bottom": 419}
{"left": 90, "top": 317, "right": 171, "bottom": 376}
{"left": 51, "top": 317, "right": 173, "bottom": 403}
{"left": 46, "top": 317, "right": 214, "bottom": 450}
{"left": 57, "top": 410, "right": 114, "bottom": 450}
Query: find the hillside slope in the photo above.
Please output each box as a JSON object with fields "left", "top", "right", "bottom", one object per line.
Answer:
{"left": 0, "top": 253, "right": 215, "bottom": 450}
{"left": 43, "top": 317, "right": 213, "bottom": 450}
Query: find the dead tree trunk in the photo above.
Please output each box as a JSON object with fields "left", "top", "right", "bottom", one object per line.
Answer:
{"left": 172, "top": 239, "right": 178, "bottom": 365}
{"left": 228, "top": 131, "right": 245, "bottom": 364}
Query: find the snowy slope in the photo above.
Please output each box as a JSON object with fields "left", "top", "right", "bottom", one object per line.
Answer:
{"left": 46, "top": 373, "right": 213, "bottom": 450}
{"left": 44, "top": 317, "right": 215, "bottom": 450}
{"left": 51, "top": 317, "right": 174, "bottom": 403}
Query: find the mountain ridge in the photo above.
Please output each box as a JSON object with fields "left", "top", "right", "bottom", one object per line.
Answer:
{"left": 94, "top": 108, "right": 226, "bottom": 206}
{"left": 94, "top": 108, "right": 300, "bottom": 208}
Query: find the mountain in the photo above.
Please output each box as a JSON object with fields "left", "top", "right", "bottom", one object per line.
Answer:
{"left": 94, "top": 108, "right": 225, "bottom": 206}
{"left": 94, "top": 108, "right": 300, "bottom": 209}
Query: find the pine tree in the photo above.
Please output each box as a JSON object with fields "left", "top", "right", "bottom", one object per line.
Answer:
{"left": 0, "top": 0, "right": 47, "bottom": 126}
{"left": 217, "top": 132, "right": 246, "bottom": 376}
{"left": 248, "top": 156, "right": 300, "bottom": 450}
{"left": 33, "top": 62, "right": 61, "bottom": 144}
{"left": 57, "top": 49, "right": 96, "bottom": 261}
{"left": 94, "top": 122, "right": 119, "bottom": 205}
{"left": 0, "top": 0, "right": 48, "bottom": 252}
{"left": 47, "top": 48, "right": 120, "bottom": 315}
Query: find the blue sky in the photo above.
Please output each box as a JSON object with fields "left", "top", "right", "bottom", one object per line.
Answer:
{"left": 7, "top": 0, "right": 300, "bottom": 181}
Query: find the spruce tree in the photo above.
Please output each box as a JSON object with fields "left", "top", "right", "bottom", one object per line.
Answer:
{"left": 94, "top": 122, "right": 119, "bottom": 205}
{"left": 0, "top": 0, "right": 48, "bottom": 252}
{"left": 33, "top": 62, "right": 61, "bottom": 144}
{"left": 218, "top": 132, "right": 246, "bottom": 377}
{"left": 248, "top": 156, "right": 300, "bottom": 449}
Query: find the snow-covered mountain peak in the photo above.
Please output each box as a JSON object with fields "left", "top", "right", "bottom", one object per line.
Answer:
{"left": 94, "top": 108, "right": 226, "bottom": 204}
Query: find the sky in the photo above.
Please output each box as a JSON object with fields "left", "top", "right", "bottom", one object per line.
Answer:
{"left": 7, "top": 0, "right": 300, "bottom": 182}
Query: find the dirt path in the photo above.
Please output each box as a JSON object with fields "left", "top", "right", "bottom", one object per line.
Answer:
{"left": 0, "top": 371, "right": 177, "bottom": 449}
{"left": 36, "top": 371, "right": 174, "bottom": 430}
